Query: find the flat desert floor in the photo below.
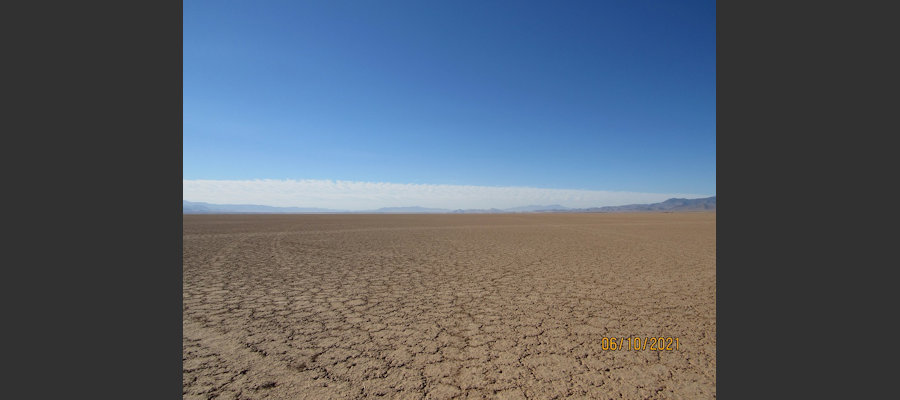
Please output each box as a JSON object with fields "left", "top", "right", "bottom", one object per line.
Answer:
{"left": 183, "top": 213, "right": 716, "bottom": 399}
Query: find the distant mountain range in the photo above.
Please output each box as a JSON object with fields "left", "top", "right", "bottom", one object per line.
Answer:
{"left": 182, "top": 201, "right": 337, "bottom": 214}
{"left": 184, "top": 197, "right": 714, "bottom": 214}
{"left": 368, "top": 206, "right": 450, "bottom": 213}
{"left": 572, "top": 196, "right": 716, "bottom": 213}
{"left": 504, "top": 204, "right": 571, "bottom": 212}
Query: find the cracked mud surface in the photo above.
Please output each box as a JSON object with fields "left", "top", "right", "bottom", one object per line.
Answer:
{"left": 183, "top": 213, "right": 716, "bottom": 399}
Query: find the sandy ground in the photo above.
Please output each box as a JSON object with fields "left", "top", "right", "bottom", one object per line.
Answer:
{"left": 183, "top": 213, "right": 716, "bottom": 399}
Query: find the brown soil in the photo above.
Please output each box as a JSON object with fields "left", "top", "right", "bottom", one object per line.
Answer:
{"left": 183, "top": 213, "right": 716, "bottom": 399}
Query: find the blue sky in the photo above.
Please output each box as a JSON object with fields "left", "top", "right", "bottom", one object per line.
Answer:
{"left": 184, "top": 1, "right": 715, "bottom": 208}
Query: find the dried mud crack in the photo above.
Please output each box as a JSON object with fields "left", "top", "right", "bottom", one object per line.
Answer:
{"left": 183, "top": 213, "right": 716, "bottom": 399}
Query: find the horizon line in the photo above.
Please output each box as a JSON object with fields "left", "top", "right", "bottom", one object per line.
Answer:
{"left": 183, "top": 178, "right": 714, "bottom": 211}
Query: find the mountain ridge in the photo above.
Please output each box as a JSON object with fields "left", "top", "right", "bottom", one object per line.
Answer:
{"left": 184, "top": 197, "right": 715, "bottom": 214}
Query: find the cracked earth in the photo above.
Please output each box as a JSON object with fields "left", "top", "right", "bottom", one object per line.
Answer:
{"left": 183, "top": 213, "right": 715, "bottom": 399}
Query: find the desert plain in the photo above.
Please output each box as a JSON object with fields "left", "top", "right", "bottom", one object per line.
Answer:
{"left": 183, "top": 212, "right": 716, "bottom": 399}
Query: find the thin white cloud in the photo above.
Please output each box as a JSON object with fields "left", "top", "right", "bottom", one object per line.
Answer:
{"left": 183, "top": 179, "right": 710, "bottom": 210}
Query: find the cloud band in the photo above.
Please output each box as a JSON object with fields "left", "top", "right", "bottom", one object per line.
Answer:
{"left": 183, "top": 179, "right": 709, "bottom": 210}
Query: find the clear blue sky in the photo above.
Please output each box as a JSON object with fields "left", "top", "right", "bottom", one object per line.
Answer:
{"left": 184, "top": 0, "right": 715, "bottom": 195}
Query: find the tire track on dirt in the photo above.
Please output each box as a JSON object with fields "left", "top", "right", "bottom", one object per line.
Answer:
{"left": 184, "top": 234, "right": 250, "bottom": 273}
{"left": 184, "top": 223, "right": 570, "bottom": 240}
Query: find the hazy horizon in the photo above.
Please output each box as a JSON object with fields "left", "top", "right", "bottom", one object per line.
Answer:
{"left": 183, "top": 178, "right": 712, "bottom": 211}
